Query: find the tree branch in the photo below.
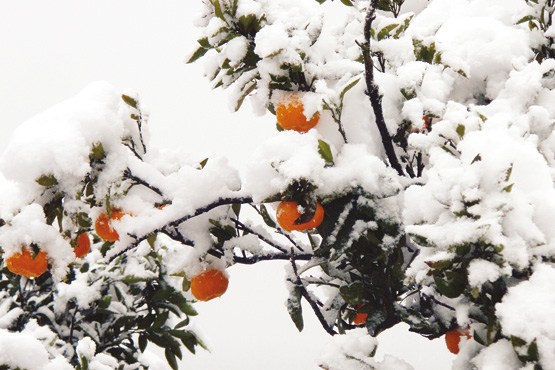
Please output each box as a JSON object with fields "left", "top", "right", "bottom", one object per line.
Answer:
{"left": 123, "top": 168, "right": 164, "bottom": 197}
{"left": 358, "top": 1, "right": 404, "bottom": 177}
{"left": 291, "top": 250, "right": 337, "bottom": 336}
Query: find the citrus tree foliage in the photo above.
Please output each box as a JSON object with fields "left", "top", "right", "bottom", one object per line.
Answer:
{"left": 1, "top": 0, "right": 555, "bottom": 369}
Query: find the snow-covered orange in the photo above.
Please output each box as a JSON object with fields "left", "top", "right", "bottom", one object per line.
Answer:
{"left": 190, "top": 268, "right": 229, "bottom": 301}
{"left": 276, "top": 94, "right": 320, "bottom": 132}
{"left": 6, "top": 248, "right": 48, "bottom": 278}
{"left": 94, "top": 209, "right": 126, "bottom": 242}
{"left": 276, "top": 201, "right": 324, "bottom": 232}
{"left": 445, "top": 328, "right": 472, "bottom": 354}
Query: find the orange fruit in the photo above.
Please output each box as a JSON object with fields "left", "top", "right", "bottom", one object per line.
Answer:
{"left": 190, "top": 268, "right": 229, "bottom": 301}
{"left": 74, "top": 232, "right": 91, "bottom": 258}
{"left": 276, "top": 201, "right": 324, "bottom": 232}
{"left": 94, "top": 209, "right": 126, "bottom": 242}
{"left": 445, "top": 328, "right": 472, "bottom": 354}
{"left": 6, "top": 248, "right": 48, "bottom": 278}
{"left": 352, "top": 312, "right": 368, "bottom": 325}
{"left": 276, "top": 95, "right": 320, "bottom": 132}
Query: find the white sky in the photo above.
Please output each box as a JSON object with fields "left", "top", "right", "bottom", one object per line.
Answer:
{"left": 0, "top": 1, "right": 453, "bottom": 369}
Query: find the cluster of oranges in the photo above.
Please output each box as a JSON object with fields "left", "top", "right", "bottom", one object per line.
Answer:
{"left": 4, "top": 209, "right": 124, "bottom": 279}
{"left": 4, "top": 207, "right": 231, "bottom": 303}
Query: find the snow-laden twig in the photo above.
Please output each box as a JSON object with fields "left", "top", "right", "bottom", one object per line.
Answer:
{"left": 291, "top": 249, "right": 337, "bottom": 336}
{"left": 358, "top": 0, "right": 404, "bottom": 177}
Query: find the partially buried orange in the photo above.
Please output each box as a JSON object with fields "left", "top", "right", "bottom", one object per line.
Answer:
{"left": 6, "top": 247, "right": 48, "bottom": 278}
{"left": 94, "top": 209, "right": 126, "bottom": 242}
{"left": 276, "top": 94, "right": 320, "bottom": 132}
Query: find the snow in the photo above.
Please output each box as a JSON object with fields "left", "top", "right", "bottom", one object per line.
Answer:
{"left": 318, "top": 328, "right": 414, "bottom": 370}
{"left": 467, "top": 259, "right": 501, "bottom": 288}
{"left": 496, "top": 264, "right": 555, "bottom": 369}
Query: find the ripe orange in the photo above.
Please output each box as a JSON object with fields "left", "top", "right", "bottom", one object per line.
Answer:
{"left": 276, "top": 201, "right": 324, "bottom": 232}
{"left": 74, "top": 232, "right": 91, "bottom": 258}
{"left": 276, "top": 95, "right": 320, "bottom": 132}
{"left": 6, "top": 248, "right": 48, "bottom": 278}
{"left": 352, "top": 312, "right": 368, "bottom": 325}
{"left": 190, "top": 268, "right": 229, "bottom": 301}
{"left": 445, "top": 328, "right": 472, "bottom": 354}
{"left": 94, "top": 209, "right": 126, "bottom": 242}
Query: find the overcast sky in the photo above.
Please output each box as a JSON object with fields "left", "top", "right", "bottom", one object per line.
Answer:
{"left": 0, "top": 1, "right": 452, "bottom": 369}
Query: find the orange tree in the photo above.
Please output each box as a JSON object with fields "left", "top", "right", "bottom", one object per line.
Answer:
{"left": 2, "top": 0, "right": 555, "bottom": 369}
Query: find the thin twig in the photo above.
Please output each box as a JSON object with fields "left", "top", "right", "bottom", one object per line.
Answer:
{"left": 123, "top": 169, "right": 164, "bottom": 197}
{"left": 291, "top": 249, "right": 337, "bottom": 335}
{"left": 232, "top": 218, "right": 288, "bottom": 253}
{"left": 358, "top": 0, "right": 404, "bottom": 177}
{"left": 235, "top": 252, "right": 313, "bottom": 265}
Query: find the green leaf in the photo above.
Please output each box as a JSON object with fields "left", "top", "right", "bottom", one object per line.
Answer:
{"left": 174, "top": 318, "right": 190, "bottom": 329}
{"left": 287, "top": 286, "right": 304, "bottom": 332}
{"left": 339, "top": 78, "right": 360, "bottom": 103}
{"left": 177, "top": 331, "right": 199, "bottom": 353}
{"left": 152, "top": 311, "right": 170, "bottom": 329}
{"left": 433, "top": 269, "right": 467, "bottom": 298}
{"left": 339, "top": 282, "right": 365, "bottom": 306}
{"left": 511, "top": 335, "right": 527, "bottom": 348}
{"left": 505, "top": 164, "right": 513, "bottom": 181}
{"left": 259, "top": 204, "right": 277, "bottom": 228}
{"left": 36, "top": 174, "right": 58, "bottom": 187}
{"left": 178, "top": 301, "right": 198, "bottom": 316}
{"left": 121, "top": 94, "right": 138, "bottom": 109}
{"left": 425, "top": 259, "right": 453, "bottom": 270}
{"left": 182, "top": 276, "right": 191, "bottom": 291}
{"left": 165, "top": 348, "right": 179, "bottom": 370}
{"left": 76, "top": 212, "right": 92, "bottom": 228}
{"left": 456, "top": 124, "right": 465, "bottom": 139}
{"left": 89, "top": 143, "right": 106, "bottom": 162}
{"left": 138, "top": 333, "right": 148, "bottom": 352}
{"left": 527, "top": 339, "right": 539, "bottom": 362}
{"left": 147, "top": 233, "right": 157, "bottom": 248}
{"left": 340, "top": 0, "right": 353, "bottom": 6}
{"left": 377, "top": 23, "right": 399, "bottom": 41}
{"left": 471, "top": 154, "right": 482, "bottom": 164}
{"left": 234, "top": 82, "right": 257, "bottom": 111}
{"left": 232, "top": 203, "right": 241, "bottom": 217}
{"left": 78, "top": 356, "right": 89, "bottom": 370}
{"left": 503, "top": 183, "right": 514, "bottom": 192}
{"left": 516, "top": 15, "right": 535, "bottom": 25}
{"left": 199, "top": 158, "right": 209, "bottom": 169}
{"left": 213, "top": 0, "right": 225, "bottom": 20}
{"left": 98, "top": 295, "right": 112, "bottom": 310}
{"left": 318, "top": 139, "right": 334, "bottom": 164}
{"left": 187, "top": 46, "right": 210, "bottom": 64}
